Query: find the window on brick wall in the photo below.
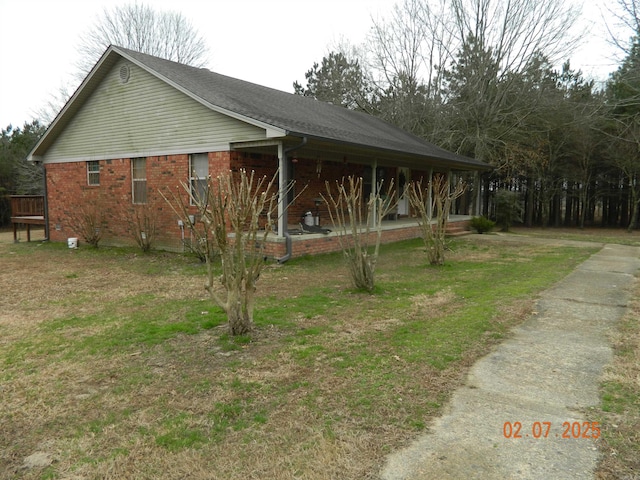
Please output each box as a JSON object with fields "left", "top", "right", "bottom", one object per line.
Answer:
{"left": 132, "top": 157, "right": 147, "bottom": 204}
{"left": 189, "top": 153, "right": 208, "bottom": 205}
{"left": 87, "top": 161, "right": 100, "bottom": 186}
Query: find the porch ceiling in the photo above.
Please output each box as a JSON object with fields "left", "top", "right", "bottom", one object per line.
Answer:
{"left": 231, "top": 137, "right": 487, "bottom": 173}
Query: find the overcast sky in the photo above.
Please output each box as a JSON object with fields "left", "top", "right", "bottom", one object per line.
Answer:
{"left": 0, "top": 0, "right": 621, "bottom": 130}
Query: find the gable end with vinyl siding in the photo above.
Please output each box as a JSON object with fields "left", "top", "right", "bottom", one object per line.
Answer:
{"left": 41, "top": 58, "right": 268, "bottom": 164}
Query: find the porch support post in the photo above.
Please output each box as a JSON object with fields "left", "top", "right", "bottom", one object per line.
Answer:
{"left": 474, "top": 171, "right": 481, "bottom": 216}
{"left": 278, "top": 142, "right": 286, "bottom": 237}
{"left": 427, "top": 167, "right": 434, "bottom": 219}
{"left": 447, "top": 169, "right": 453, "bottom": 218}
{"left": 371, "top": 158, "right": 378, "bottom": 227}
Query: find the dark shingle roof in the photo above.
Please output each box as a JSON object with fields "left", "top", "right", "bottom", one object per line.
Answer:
{"left": 115, "top": 46, "right": 488, "bottom": 170}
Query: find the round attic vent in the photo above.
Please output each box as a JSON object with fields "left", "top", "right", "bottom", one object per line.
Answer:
{"left": 119, "top": 64, "right": 130, "bottom": 84}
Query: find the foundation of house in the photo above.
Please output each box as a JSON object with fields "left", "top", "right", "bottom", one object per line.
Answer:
{"left": 262, "top": 216, "right": 472, "bottom": 259}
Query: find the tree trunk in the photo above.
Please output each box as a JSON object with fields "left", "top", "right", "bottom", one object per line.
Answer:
{"left": 226, "top": 289, "right": 253, "bottom": 336}
{"left": 579, "top": 187, "right": 587, "bottom": 228}
{"left": 564, "top": 183, "right": 573, "bottom": 227}
{"left": 620, "top": 183, "right": 629, "bottom": 228}
{"left": 628, "top": 200, "right": 639, "bottom": 232}
{"left": 552, "top": 192, "right": 561, "bottom": 227}
{"left": 349, "top": 252, "right": 375, "bottom": 292}
{"left": 525, "top": 177, "right": 534, "bottom": 227}
{"left": 627, "top": 177, "right": 639, "bottom": 232}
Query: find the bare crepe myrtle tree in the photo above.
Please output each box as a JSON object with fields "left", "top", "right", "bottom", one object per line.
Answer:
{"left": 163, "top": 169, "right": 279, "bottom": 336}
{"left": 408, "top": 174, "right": 466, "bottom": 265}
{"left": 127, "top": 202, "right": 158, "bottom": 252}
{"left": 183, "top": 217, "right": 220, "bottom": 263}
{"left": 322, "top": 176, "right": 397, "bottom": 292}
{"left": 67, "top": 192, "right": 107, "bottom": 248}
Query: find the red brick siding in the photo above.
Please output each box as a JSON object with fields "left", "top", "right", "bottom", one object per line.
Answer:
{"left": 46, "top": 152, "right": 231, "bottom": 248}
{"left": 233, "top": 151, "right": 379, "bottom": 226}
{"left": 45, "top": 150, "right": 455, "bottom": 256}
{"left": 288, "top": 158, "right": 368, "bottom": 226}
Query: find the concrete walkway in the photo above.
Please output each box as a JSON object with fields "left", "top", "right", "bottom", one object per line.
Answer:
{"left": 381, "top": 242, "right": 640, "bottom": 480}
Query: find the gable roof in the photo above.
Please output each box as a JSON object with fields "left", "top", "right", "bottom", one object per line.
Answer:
{"left": 30, "top": 45, "right": 489, "bottom": 170}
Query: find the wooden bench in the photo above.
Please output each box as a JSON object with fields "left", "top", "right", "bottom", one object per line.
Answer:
{"left": 10, "top": 195, "right": 46, "bottom": 242}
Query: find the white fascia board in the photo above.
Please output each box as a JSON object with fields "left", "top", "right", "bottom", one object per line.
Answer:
{"left": 230, "top": 139, "right": 283, "bottom": 150}
{"left": 41, "top": 144, "right": 232, "bottom": 164}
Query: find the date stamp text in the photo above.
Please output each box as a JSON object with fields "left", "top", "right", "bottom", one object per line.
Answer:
{"left": 503, "top": 421, "right": 600, "bottom": 439}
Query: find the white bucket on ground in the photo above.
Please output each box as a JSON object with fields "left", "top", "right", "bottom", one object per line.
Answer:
{"left": 304, "top": 211, "right": 314, "bottom": 226}
{"left": 67, "top": 237, "right": 78, "bottom": 249}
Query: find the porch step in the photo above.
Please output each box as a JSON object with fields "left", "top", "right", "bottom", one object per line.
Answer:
{"left": 445, "top": 221, "right": 471, "bottom": 237}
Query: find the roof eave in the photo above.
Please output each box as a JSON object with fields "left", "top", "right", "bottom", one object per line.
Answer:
{"left": 277, "top": 131, "right": 492, "bottom": 171}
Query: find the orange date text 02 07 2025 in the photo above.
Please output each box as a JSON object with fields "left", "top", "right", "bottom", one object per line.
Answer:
{"left": 502, "top": 421, "right": 601, "bottom": 439}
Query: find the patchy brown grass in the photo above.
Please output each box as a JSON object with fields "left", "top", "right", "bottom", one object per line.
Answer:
{"left": 0, "top": 232, "right": 607, "bottom": 479}
{"left": 509, "top": 226, "right": 640, "bottom": 246}
{"left": 593, "top": 286, "right": 640, "bottom": 480}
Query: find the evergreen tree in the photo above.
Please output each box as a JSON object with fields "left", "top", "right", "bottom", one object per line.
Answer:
{"left": 607, "top": 39, "right": 640, "bottom": 230}
{"left": 0, "top": 121, "right": 46, "bottom": 225}
{"left": 293, "top": 52, "right": 372, "bottom": 111}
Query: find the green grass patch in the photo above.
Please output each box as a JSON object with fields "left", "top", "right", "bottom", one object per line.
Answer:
{"left": 3, "top": 299, "right": 226, "bottom": 368}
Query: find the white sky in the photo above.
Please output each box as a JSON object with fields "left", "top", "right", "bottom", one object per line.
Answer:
{"left": 0, "top": 0, "right": 623, "bottom": 130}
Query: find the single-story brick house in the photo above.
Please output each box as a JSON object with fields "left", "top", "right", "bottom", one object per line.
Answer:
{"left": 28, "top": 45, "right": 490, "bottom": 258}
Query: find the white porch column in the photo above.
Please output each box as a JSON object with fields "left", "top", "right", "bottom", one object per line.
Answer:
{"left": 474, "top": 171, "right": 481, "bottom": 216}
{"left": 371, "top": 159, "right": 378, "bottom": 227}
{"left": 278, "top": 142, "right": 286, "bottom": 237}
{"left": 427, "top": 167, "right": 434, "bottom": 219}
{"left": 448, "top": 170, "right": 453, "bottom": 218}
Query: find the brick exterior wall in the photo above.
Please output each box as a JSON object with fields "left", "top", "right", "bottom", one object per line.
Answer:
{"left": 45, "top": 152, "right": 231, "bottom": 249}
{"left": 45, "top": 149, "right": 462, "bottom": 257}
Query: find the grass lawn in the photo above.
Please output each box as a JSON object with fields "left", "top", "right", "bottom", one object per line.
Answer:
{"left": 0, "top": 230, "right": 634, "bottom": 479}
{"left": 592, "top": 281, "right": 640, "bottom": 479}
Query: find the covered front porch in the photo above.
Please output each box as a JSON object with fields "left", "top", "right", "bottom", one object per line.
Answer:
{"left": 233, "top": 138, "right": 484, "bottom": 213}
{"left": 230, "top": 136, "right": 484, "bottom": 260}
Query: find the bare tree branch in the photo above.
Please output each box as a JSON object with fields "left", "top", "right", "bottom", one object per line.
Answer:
{"left": 75, "top": 2, "right": 209, "bottom": 78}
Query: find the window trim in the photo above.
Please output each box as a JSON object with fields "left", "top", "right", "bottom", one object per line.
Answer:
{"left": 131, "top": 157, "right": 147, "bottom": 204}
{"left": 87, "top": 161, "right": 100, "bottom": 186}
{"left": 189, "top": 153, "right": 209, "bottom": 205}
